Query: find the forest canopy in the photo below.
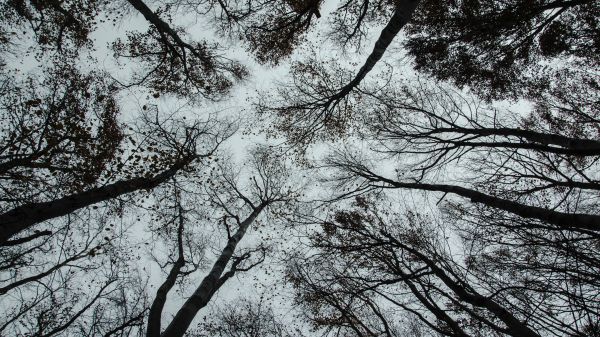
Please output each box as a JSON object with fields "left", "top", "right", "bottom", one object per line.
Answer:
{"left": 0, "top": 0, "right": 598, "bottom": 336}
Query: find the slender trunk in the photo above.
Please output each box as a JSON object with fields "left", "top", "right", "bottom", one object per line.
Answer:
{"left": 0, "top": 159, "right": 191, "bottom": 245}
{"left": 401, "top": 278, "right": 471, "bottom": 337}
{"left": 332, "top": 0, "right": 420, "bottom": 100}
{"left": 126, "top": 0, "right": 198, "bottom": 54}
{"left": 366, "top": 175, "right": 600, "bottom": 232}
{"left": 160, "top": 204, "right": 266, "bottom": 337}
{"left": 147, "top": 210, "right": 186, "bottom": 337}
{"left": 435, "top": 127, "right": 600, "bottom": 156}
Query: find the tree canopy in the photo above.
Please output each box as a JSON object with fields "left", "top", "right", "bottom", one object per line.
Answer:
{"left": 0, "top": 0, "right": 598, "bottom": 336}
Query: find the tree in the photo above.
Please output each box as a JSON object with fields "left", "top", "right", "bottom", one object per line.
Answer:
{"left": 0, "top": 207, "right": 149, "bottom": 336}
{"left": 143, "top": 147, "right": 301, "bottom": 337}
{"left": 0, "top": 63, "right": 126, "bottom": 244}
{"left": 323, "top": 80, "right": 600, "bottom": 234}
{"left": 257, "top": 0, "right": 421, "bottom": 146}
{"left": 1, "top": 0, "right": 247, "bottom": 102}
{"left": 113, "top": 0, "right": 248, "bottom": 100}
{"left": 230, "top": 0, "right": 324, "bottom": 65}
{"left": 287, "top": 197, "right": 598, "bottom": 336}
{"left": 403, "top": 0, "right": 600, "bottom": 99}
{"left": 197, "top": 297, "right": 303, "bottom": 337}
{"left": 142, "top": 180, "right": 206, "bottom": 337}
{"left": 0, "top": 0, "right": 106, "bottom": 58}
{"left": 0, "top": 0, "right": 257, "bottom": 245}
{"left": 0, "top": 1, "right": 251, "bottom": 335}
{"left": 0, "top": 107, "right": 235, "bottom": 245}
{"left": 2, "top": 0, "right": 599, "bottom": 336}
{"left": 0, "top": 103, "right": 235, "bottom": 336}
{"left": 0, "top": 64, "right": 122, "bottom": 200}
{"left": 300, "top": 79, "right": 600, "bottom": 335}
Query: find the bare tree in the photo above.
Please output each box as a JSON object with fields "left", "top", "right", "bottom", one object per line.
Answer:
{"left": 0, "top": 209, "right": 149, "bottom": 337}
{"left": 322, "top": 80, "right": 600, "bottom": 235}
{"left": 196, "top": 297, "right": 303, "bottom": 337}
{"left": 256, "top": 0, "right": 420, "bottom": 146}
{"left": 113, "top": 0, "right": 248, "bottom": 100}
{"left": 142, "top": 147, "right": 301, "bottom": 337}
{"left": 0, "top": 103, "right": 235, "bottom": 245}
{"left": 286, "top": 197, "right": 598, "bottom": 337}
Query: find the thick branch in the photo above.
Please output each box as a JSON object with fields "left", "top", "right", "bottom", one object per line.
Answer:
{"left": 126, "top": 0, "right": 201, "bottom": 58}
{"left": 359, "top": 172, "right": 600, "bottom": 232}
{"left": 3, "top": 230, "right": 52, "bottom": 247}
{"left": 433, "top": 127, "right": 600, "bottom": 156}
{"left": 0, "top": 158, "right": 193, "bottom": 245}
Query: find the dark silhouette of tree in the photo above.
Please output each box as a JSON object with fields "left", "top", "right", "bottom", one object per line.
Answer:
{"left": 112, "top": 0, "right": 248, "bottom": 100}
{"left": 2, "top": 1, "right": 598, "bottom": 336}
{"left": 142, "top": 148, "right": 300, "bottom": 337}
{"left": 197, "top": 297, "right": 303, "bottom": 337}
{"left": 143, "top": 180, "right": 205, "bottom": 337}
{"left": 0, "top": 210, "right": 149, "bottom": 336}
{"left": 0, "top": 103, "right": 235, "bottom": 245}
{"left": 167, "top": 0, "right": 416, "bottom": 67}
{"left": 448, "top": 204, "right": 600, "bottom": 336}
{"left": 238, "top": 0, "right": 324, "bottom": 65}
{"left": 287, "top": 197, "right": 598, "bottom": 336}
{"left": 257, "top": 0, "right": 421, "bottom": 146}
{"left": 301, "top": 78, "right": 600, "bottom": 335}
{"left": 0, "top": 64, "right": 122, "bottom": 197}
{"left": 321, "top": 80, "right": 600, "bottom": 232}
{"left": 404, "top": 0, "right": 600, "bottom": 99}
{"left": 167, "top": 0, "right": 324, "bottom": 65}
{"left": 0, "top": 0, "right": 105, "bottom": 57}
{"left": 0, "top": 0, "right": 247, "bottom": 101}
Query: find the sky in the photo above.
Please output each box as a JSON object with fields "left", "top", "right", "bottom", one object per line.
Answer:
{"left": 2, "top": 0, "right": 559, "bottom": 334}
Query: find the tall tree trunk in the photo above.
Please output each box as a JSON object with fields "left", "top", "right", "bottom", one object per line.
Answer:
{"left": 432, "top": 127, "right": 600, "bottom": 155}
{"left": 147, "top": 208, "right": 186, "bottom": 337}
{"left": 160, "top": 204, "right": 266, "bottom": 337}
{"left": 126, "top": 0, "right": 199, "bottom": 56}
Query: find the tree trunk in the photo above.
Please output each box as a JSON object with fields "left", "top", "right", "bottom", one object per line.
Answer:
{"left": 0, "top": 160, "right": 191, "bottom": 245}
{"left": 160, "top": 204, "right": 266, "bottom": 337}
{"left": 147, "top": 210, "right": 186, "bottom": 337}
{"left": 126, "top": 0, "right": 198, "bottom": 55}
{"left": 365, "top": 174, "right": 600, "bottom": 232}
{"left": 334, "top": 0, "right": 420, "bottom": 99}
{"left": 434, "top": 127, "right": 600, "bottom": 155}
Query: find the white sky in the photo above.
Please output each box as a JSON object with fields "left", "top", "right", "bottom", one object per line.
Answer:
{"left": 5, "top": 0, "right": 545, "bottom": 333}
